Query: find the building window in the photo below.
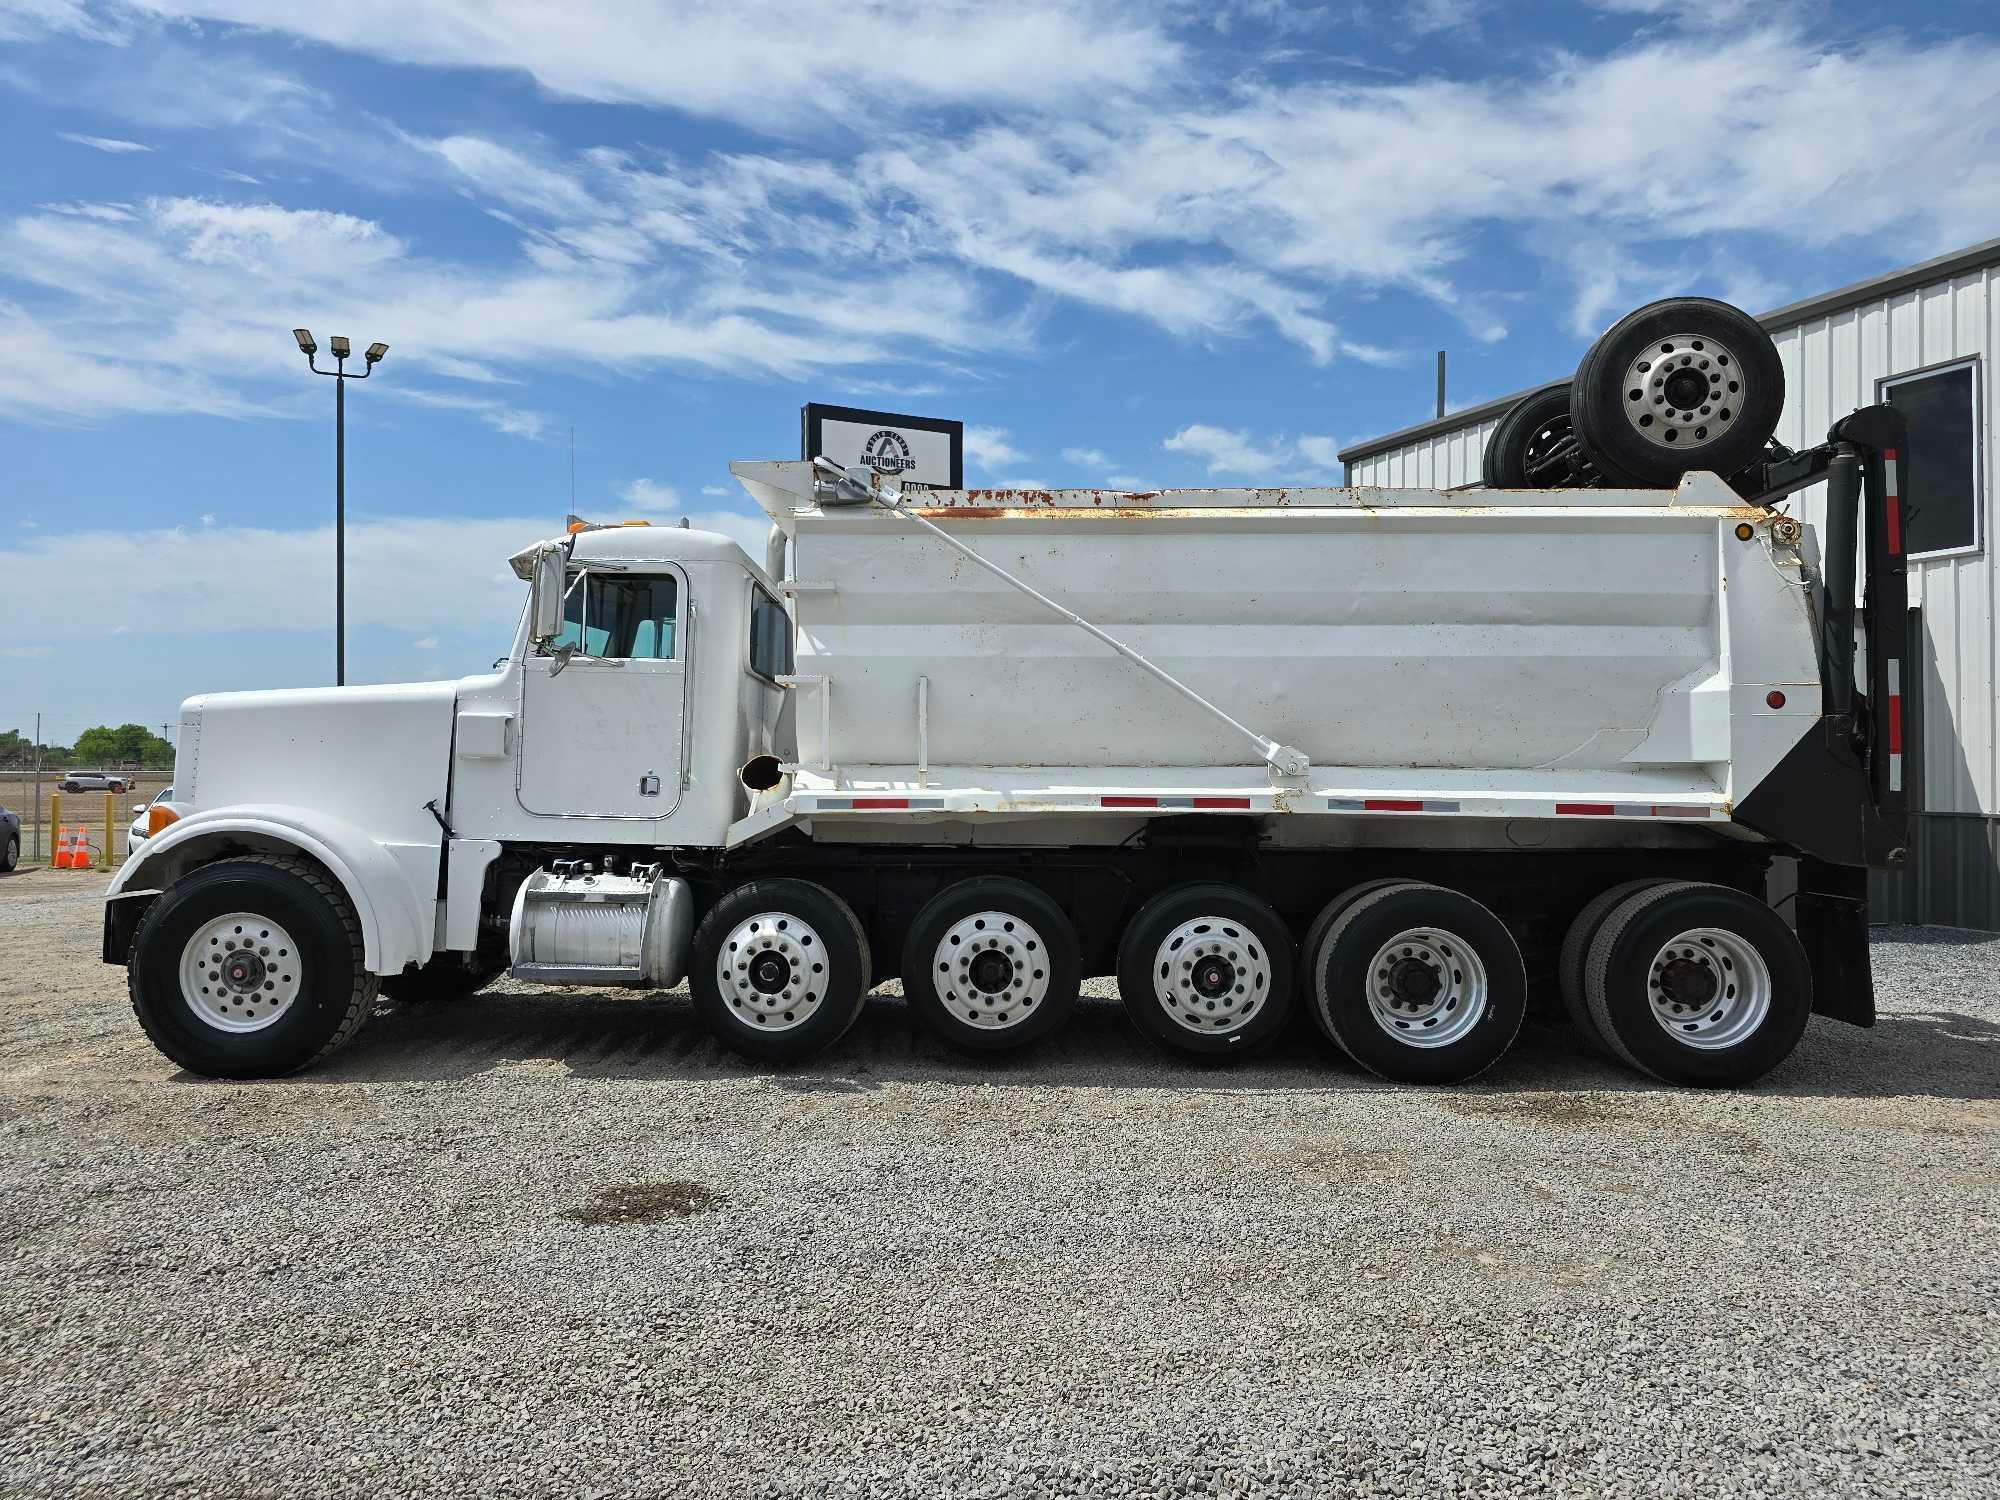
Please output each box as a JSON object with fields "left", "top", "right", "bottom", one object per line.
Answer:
{"left": 748, "top": 586, "right": 792, "bottom": 681}
{"left": 554, "top": 573, "right": 678, "bottom": 659}
{"left": 1880, "top": 359, "right": 1983, "bottom": 557}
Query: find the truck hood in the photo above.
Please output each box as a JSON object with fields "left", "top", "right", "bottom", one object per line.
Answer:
{"left": 175, "top": 681, "right": 459, "bottom": 852}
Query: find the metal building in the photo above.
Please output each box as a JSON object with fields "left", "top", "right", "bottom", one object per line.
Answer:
{"left": 1341, "top": 237, "right": 2000, "bottom": 929}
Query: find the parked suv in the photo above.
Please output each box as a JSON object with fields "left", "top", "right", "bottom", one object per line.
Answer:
{"left": 60, "top": 771, "right": 129, "bottom": 793}
{"left": 1, "top": 803, "right": 18, "bottom": 873}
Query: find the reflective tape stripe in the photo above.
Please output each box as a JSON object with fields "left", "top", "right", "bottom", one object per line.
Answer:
{"left": 1884, "top": 450, "right": 1903, "bottom": 555}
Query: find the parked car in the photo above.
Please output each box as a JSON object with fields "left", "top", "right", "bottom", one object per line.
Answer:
{"left": 127, "top": 785, "right": 173, "bottom": 860}
{"left": 61, "top": 771, "right": 129, "bottom": 793}
{"left": 1, "top": 804, "right": 18, "bottom": 873}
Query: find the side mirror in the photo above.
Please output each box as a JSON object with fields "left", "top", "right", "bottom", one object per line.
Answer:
{"left": 131, "top": 804, "right": 146, "bottom": 817}
{"left": 528, "top": 545, "right": 567, "bottom": 646}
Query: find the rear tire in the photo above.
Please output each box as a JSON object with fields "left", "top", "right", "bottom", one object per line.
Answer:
{"left": 127, "top": 855, "right": 377, "bottom": 1078}
{"left": 901, "top": 877, "right": 1080, "bottom": 1053}
{"left": 1117, "top": 883, "right": 1293, "bottom": 1058}
{"left": 691, "top": 879, "right": 871, "bottom": 1065}
{"left": 1311, "top": 881, "right": 1525, "bottom": 1084}
{"left": 1, "top": 832, "right": 16, "bottom": 873}
{"left": 1299, "top": 879, "right": 1406, "bottom": 1044}
{"left": 1583, "top": 882, "right": 1810, "bottom": 1087}
{"left": 1557, "top": 878, "right": 1671, "bottom": 1055}
{"left": 1481, "top": 381, "right": 1593, "bottom": 488}
{"left": 1571, "top": 297, "right": 1784, "bottom": 488}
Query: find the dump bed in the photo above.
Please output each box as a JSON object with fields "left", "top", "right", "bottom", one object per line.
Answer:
{"left": 730, "top": 464, "right": 1823, "bottom": 829}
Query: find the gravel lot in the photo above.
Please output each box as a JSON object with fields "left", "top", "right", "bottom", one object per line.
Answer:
{"left": 3, "top": 871, "right": 1997, "bottom": 1498}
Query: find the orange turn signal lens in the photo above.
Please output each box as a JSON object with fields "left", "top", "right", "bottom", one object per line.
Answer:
{"left": 147, "top": 804, "right": 181, "bottom": 836}
{"left": 1735, "top": 522, "right": 1755, "bottom": 540}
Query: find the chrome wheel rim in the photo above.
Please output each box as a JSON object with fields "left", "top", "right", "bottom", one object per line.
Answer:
{"left": 1365, "top": 927, "right": 1487, "bottom": 1048}
{"left": 1621, "top": 332, "right": 1747, "bottom": 451}
{"left": 179, "top": 912, "right": 302, "bottom": 1033}
{"left": 1647, "top": 927, "right": 1771, "bottom": 1049}
{"left": 1153, "top": 916, "right": 1270, "bottom": 1035}
{"left": 933, "top": 910, "right": 1050, "bottom": 1030}
{"left": 716, "top": 912, "right": 827, "bottom": 1032}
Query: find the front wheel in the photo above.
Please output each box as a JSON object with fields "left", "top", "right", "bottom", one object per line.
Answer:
{"left": 1583, "top": 882, "right": 1810, "bottom": 1087}
{"left": 127, "top": 855, "right": 377, "bottom": 1078}
{"left": 1, "top": 832, "right": 16, "bottom": 873}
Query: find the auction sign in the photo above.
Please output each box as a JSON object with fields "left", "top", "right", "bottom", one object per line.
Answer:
{"left": 802, "top": 403, "right": 963, "bottom": 489}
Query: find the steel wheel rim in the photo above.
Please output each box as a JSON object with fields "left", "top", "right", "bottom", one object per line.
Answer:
{"left": 1153, "top": 916, "right": 1270, "bottom": 1035}
{"left": 717, "top": 912, "right": 828, "bottom": 1032}
{"left": 1647, "top": 927, "right": 1771, "bottom": 1050}
{"left": 1364, "top": 926, "right": 1487, "bottom": 1048}
{"left": 1620, "top": 332, "right": 1746, "bottom": 451}
{"left": 934, "top": 909, "right": 1051, "bottom": 1030}
{"left": 179, "top": 912, "right": 302, "bottom": 1033}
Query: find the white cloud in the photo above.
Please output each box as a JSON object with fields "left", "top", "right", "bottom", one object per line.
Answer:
{"left": 1296, "top": 435, "right": 1342, "bottom": 472}
{"left": 618, "top": 478, "right": 680, "bottom": 513}
{"left": 396, "top": 389, "right": 552, "bottom": 441}
{"left": 1061, "top": 446, "right": 1111, "bottom": 468}
{"left": 1103, "top": 473, "right": 1150, "bottom": 489}
{"left": 57, "top": 131, "right": 152, "bottom": 153}
{"left": 411, "top": 635, "right": 439, "bottom": 650}
{"left": 110, "top": 1, "right": 1182, "bottom": 126}
{"left": 1163, "top": 424, "right": 1289, "bottom": 476}
{"left": 966, "top": 425, "right": 1027, "bottom": 471}
{"left": 701, "top": 485, "right": 731, "bottom": 497}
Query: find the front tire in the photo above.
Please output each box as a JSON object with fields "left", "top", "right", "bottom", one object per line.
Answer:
{"left": 1583, "top": 882, "right": 1810, "bottom": 1087}
{"left": 1116, "top": 883, "right": 1293, "bottom": 1058}
{"left": 127, "top": 855, "right": 377, "bottom": 1078}
{"left": 900, "top": 877, "right": 1080, "bottom": 1053}
{"left": 690, "top": 879, "right": 872, "bottom": 1065}
{"left": 1311, "top": 882, "right": 1525, "bottom": 1084}
{"left": 1571, "top": 297, "right": 1784, "bottom": 488}
{"left": 1, "top": 832, "right": 17, "bottom": 873}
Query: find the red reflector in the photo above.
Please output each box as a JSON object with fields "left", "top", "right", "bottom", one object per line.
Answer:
{"left": 1363, "top": 799, "right": 1424, "bottom": 811}
{"left": 1555, "top": 803, "right": 1615, "bottom": 816}
{"left": 1888, "top": 697, "right": 1903, "bottom": 753}
{"left": 1883, "top": 448, "right": 1897, "bottom": 462}
{"left": 1887, "top": 496, "right": 1902, "bottom": 555}
{"left": 1766, "top": 690, "right": 1786, "bottom": 709}
{"left": 1192, "top": 797, "right": 1252, "bottom": 809}
{"left": 850, "top": 798, "right": 909, "bottom": 809}
{"left": 1102, "top": 796, "right": 1158, "bottom": 808}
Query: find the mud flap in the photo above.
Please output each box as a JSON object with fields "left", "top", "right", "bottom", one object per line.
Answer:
{"left": 1795, "top": 860, "right": 1874, "bottom": 1027}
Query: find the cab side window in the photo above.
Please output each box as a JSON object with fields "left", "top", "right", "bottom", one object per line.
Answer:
{"left": 749, "top": 586, "right": 793, "bottom": 681}
{"left": 553, "top": 573, "right": 678, "bottom": 660}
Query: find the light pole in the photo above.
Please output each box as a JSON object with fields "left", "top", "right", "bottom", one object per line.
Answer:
{"left": 292, "top": 329, "right": 388, "bottom": 686}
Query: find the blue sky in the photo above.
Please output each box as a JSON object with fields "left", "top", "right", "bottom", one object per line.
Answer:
{"left": 2, "top": 0, "right": 1997, "bottom": 743}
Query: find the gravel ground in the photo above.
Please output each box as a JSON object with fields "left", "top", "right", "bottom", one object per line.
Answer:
{"left": 2, "top": 871, "right": 1997, "bottom": 1498}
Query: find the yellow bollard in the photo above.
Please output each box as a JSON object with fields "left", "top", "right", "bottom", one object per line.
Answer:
{"left": 49, "top": 790, "right": 60, "bottom": 868}
{"left": 105, "top": 790, "right": 115, "bottom": 867}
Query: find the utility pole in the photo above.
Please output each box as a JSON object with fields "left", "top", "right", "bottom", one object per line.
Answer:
{"left": 31, "top": 711, "right": 40, "bottom": 862}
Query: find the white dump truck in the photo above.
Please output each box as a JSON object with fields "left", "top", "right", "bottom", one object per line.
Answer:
{"left": 105, "top": 298, "right": 1912, "bottom": 1087}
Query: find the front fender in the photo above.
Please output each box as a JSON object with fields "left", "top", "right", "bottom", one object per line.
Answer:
{"left": 107, "top": 804, "right": 435, "bottom": 974}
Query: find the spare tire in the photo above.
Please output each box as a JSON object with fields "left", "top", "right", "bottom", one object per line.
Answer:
{"left": 1570, "top": 297, "right": 1783, "bottom": 488}
{"left": 1481, "top": 381, "right": 1595, "bottom": 489}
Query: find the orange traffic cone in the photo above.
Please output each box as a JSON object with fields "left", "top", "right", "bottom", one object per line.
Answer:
{"left": 71, "top": 831, "right": 93, "bottom": 871}
{"left": 52, "top": 827, "right": 74, "bottom": 869}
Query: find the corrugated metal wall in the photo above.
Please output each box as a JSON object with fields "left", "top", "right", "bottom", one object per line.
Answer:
{"left": 1347, "top": 259, "right": 1998, "bottom": 926}
{"left": 1772, "top": 264, "right": 1996, "bottom": 818}
{"left": 1346, "top": 414, "right": 1502, "bottom": 489}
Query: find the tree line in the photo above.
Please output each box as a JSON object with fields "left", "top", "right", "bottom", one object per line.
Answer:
{"left": 0, "top": 725, "right": 176, "bottom": 771}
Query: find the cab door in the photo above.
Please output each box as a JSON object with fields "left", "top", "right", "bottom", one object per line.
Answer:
{"left": 517, "top": 565, "right": 687, "bottom": 820}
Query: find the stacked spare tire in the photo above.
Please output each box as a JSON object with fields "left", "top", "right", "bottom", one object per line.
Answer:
{"left": 1481, "top": 297, "right": 1788, "bottom": 492}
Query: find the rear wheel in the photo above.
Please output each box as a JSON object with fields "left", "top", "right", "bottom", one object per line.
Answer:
{"left": 1583, "top": 882, "right": 1810, "bottom": 1087}
{"left": 1482, "top": 381, "right": 1595, "bottom": 489}
{"left": 1311, "top": 882, "right": 1525, "bottom": 1084}
{"left": 1, "top": 831, "right": 16, "bottom": 873}
{"left": 1557, "top": 878, "right": 1671, "bottom": 1055}
{"left": 127, "top": 855, "right": 377, "bottom": 1077}
{"left": 1299, "top": 879, "right": 1406, "bottom": 1044}
{"left": 1117, "top": 883, "right": 1293, "bottom": 1058}
{"left": 690, "top": 879, "right": 871, "bottom": 1065}
{"left": 1571, "top": 297, "right": 1784, "bottom": 488}
{"left": 901, "top": 877, "right": 1080, "bottom": 1053}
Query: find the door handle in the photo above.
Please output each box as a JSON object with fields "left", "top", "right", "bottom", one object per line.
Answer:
{"left": 638, "top": 771, "right": 661, "bottom": 796}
